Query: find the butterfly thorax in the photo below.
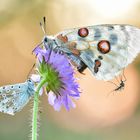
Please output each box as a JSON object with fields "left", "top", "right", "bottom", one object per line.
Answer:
{"left": 43, "top": 35, "right": 86, "bottom": 73}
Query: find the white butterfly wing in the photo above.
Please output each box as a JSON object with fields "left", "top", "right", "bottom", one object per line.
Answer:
{"left": 55, "top": 25, "right": 140, "bottom": 80}
{"left": 125, "top": 26, "right": 140, "bottom": 65}
{"left": 0, "top": 79, "right": 35, "bottom": 115}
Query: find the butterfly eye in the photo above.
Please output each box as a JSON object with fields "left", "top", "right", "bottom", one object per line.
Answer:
{"left": 97, "top": 40, "right": 110, "bottom": 54}
{"left": 78, "top": 28, "right": 89, "bottom": 37}
{"left": 44, "top": 37, "right": 48, "bottom": 42}
{"left": 27, "top": 79, "right": 32, "bottom": 83}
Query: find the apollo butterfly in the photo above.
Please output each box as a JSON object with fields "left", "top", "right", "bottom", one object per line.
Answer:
{"left": 40, "top": 17, "right": 140, "bottom": 81}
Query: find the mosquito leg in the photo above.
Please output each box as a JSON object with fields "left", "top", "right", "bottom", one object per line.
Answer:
{"left": 106, "top": 89, "right": 117, "bottom": 97}
{"left": 119, "top": 73, "right": 123, "bottom": 82}
{"left": 122, "top": 69, "right": 127, "bottom": 82}
{"left": 115, "top": 76, "right": 120, "bottom": 85}
{"left": 107, "top": 81, "right": 119, "bottom": 87}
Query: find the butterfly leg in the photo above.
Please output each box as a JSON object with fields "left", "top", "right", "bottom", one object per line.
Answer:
{"left": 27, "top": 63, "right": 36, "bottom": 79}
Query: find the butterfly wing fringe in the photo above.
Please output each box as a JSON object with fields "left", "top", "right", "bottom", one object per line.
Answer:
{"left": 125, "top": 26, "right": 140, "bottom": 65}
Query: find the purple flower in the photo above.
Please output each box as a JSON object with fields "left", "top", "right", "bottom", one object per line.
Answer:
{"left": 32, "top": 46, "right": 80, "bottom": 111}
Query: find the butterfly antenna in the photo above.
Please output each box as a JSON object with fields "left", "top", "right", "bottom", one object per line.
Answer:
{"left": 40, "top": 22, "right": 46, "bottom": 35}
{"left": 43, "top": 16, "right": 47, "bottom": 34}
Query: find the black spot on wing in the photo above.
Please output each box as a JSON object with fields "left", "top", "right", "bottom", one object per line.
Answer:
{"left": 77, "top": 61, "right": 87, "bottom": 73}
{"left": 109, "top": 34, "right": 118, "bottom": 45}
{"left": 119, "top": 25, "right": 126, "bottom": 30}
{"left": 94, "top": 28, "right": 101, "bottom": 40}
{"left": 108, "top": 26, "right": 114, "bottom": 31}
{"left": 98, "top": 55, "right": 103, "bottom": 60}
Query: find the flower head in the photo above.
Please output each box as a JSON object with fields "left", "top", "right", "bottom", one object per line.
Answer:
{"left": 32, "top": 46, "right": 80, "bottom": 111}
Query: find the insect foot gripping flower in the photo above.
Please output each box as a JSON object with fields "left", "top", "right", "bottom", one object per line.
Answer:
{"left": 32, "top": 46, "right": 80, "bottom": 111}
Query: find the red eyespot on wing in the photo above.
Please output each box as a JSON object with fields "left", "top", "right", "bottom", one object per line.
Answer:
{"left": 97, "top": 40, "right": 110, "bottom": 54}
{"left": 78, "top": 28, "right": 89, "bottom": 37}
{"left": 95, "top": 60, "right": 101, "bottom": 67}
{"left": 94, "top": 59, "right": 101, "bottom": 73}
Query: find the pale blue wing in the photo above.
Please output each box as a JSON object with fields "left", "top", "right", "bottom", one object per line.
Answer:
{"left": 0, "top": 79, "right": 35, "bottom": 115}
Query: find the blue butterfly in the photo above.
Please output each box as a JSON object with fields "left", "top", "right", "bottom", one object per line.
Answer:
{"left": 0, "top": 79, "right": 35, "bottom": 115}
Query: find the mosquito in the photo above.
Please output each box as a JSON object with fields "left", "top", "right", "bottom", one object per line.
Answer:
{"left": 107, "top": 70, "right": 127, "bottom": 96}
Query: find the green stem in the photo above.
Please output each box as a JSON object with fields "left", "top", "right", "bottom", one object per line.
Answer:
{"left": 32, "top": 78, "right": 46, "bottom": 140}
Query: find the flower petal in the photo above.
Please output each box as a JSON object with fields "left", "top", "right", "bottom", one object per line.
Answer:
{"left": 35, "top": 47, "right": 81, "bottom": 111}
{"left": 30, "top": 74, "right": 41, "bottom": 82}
{"left": 48, "top": 91, "right": 56, "bottom": 106}
{"left": 53, "top": 101, "right": 62, "bottom": 111}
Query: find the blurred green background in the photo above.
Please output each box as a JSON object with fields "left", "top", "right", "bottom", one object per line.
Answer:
{"left": 0, "top": 0, "right": 140, "bottom": 140}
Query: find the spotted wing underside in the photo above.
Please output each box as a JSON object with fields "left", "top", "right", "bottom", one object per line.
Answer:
{"left": 55, "top": 25, "right": 140, "bottom": 80}
{"left": 0, "top": 80, "right": 34, "bottom": 115}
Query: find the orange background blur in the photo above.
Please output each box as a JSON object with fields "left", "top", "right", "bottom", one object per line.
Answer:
{"left": 0, "top": 0, "right": 140, "bottom": 140}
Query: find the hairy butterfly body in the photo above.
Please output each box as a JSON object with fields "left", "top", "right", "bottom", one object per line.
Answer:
{"left": 43, "top": 24, "right": 140, "bottom": 81}
{"left": 0, "top": 79, "right": 34, "bottom": 115}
